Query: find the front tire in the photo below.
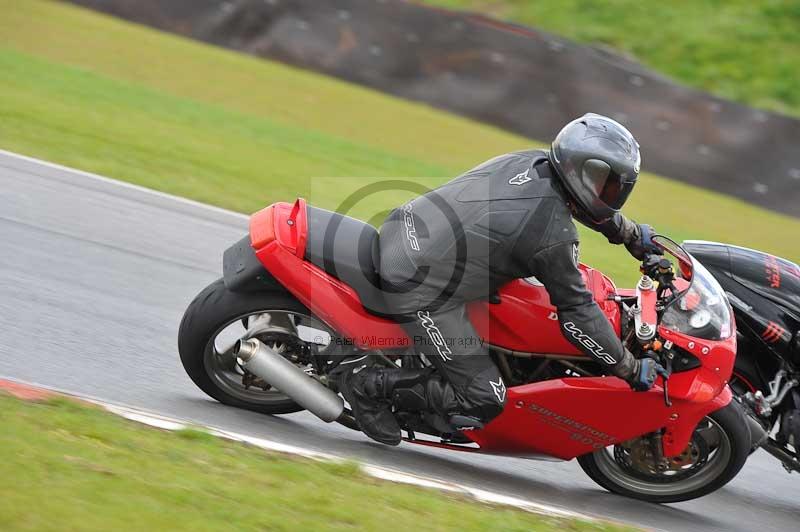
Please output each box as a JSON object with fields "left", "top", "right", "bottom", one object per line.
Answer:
{"left": 178, "top": 278, "right": 311, "bottom": 415}
{"left": 578, "top": 401, "right": 750, "bottom": 503}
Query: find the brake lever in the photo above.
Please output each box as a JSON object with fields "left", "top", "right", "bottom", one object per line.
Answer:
{"left": 640, "top": 254, "right": 662, "bottom": 279}
{"left": 661, "top": 355, "right": 673, "bottom": 407}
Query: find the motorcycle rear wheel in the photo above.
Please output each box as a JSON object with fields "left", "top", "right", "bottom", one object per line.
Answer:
{"left": 577, "top": 401, "right": 750, "bottom": 503}
{"left": 178, "top": 278, "right": 329, "bottom": 415}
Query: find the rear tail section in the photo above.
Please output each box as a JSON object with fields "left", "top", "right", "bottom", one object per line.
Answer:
{"left": 243, "top": 199, "right": 408, "bottom": 350}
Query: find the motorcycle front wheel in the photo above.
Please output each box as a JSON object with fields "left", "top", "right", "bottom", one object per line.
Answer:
{"left": 577, "top": 401, "right": 750, "bottom": 503}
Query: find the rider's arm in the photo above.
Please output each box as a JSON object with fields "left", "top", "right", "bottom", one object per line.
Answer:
{"left": 528, "top": 241, "right": 635, "bottom": 379}
{"left": 576, "top": 212, "right": 656, "bottom": 260}
{"left": 596, "top": 212, "right": 639, "bottom": 245}
{"left": 576, "top": 211, "right": 637, "bottom": 245}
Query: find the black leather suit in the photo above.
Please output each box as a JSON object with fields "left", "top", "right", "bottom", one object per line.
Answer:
{"left": 378, "top": 149, "right": 638, "bottom": 424}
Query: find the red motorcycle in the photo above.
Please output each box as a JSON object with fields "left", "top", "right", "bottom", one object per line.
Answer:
{"left": 179, "top": 199, "right": 759, "bottom": 503}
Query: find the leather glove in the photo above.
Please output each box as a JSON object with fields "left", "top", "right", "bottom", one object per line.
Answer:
{"left": 628, "top": 357, "right": 669, "bottom": 392}
{"left": 624, "top": 223, "right": 661, "bottom": 261}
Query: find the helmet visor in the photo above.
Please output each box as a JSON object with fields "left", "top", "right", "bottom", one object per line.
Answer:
{"left": 581, "top": 159, "right": 636, "bottom": 211}
{"left": 599, "top": 174, "right": 636, "bottom": 210}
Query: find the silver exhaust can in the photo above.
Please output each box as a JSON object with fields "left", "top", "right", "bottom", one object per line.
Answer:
{"left": 234, "top": 338, "right": 344, "bottom": 422}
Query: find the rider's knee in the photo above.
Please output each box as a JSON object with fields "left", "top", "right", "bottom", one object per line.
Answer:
{"left": 465, "top": 369, "right": 507, "bottom": 424}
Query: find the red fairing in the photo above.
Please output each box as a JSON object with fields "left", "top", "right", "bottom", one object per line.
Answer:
{"left": 468, "top": 268, "right": 621, "bottom": 354}
{"left": 250, "top": 201, "right": 410, "bottom": 351}
{"left": 657, "top": 326, "right": 736, "bottom": 403}
{"left": 465, "top": 377, "right": 732, "bottom": 459}
{"left": 465, "top": 325, "right": 737, "bottom": 459}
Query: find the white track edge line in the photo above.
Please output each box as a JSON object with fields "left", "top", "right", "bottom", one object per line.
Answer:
{"left": 104, "top": 402, "right": 591, "bottom": 521}
{"left": 0, "top": 149, "right": 248, "bottom": 221}
{"left": 1, "top": 375, "right": 594, "bottom": 522}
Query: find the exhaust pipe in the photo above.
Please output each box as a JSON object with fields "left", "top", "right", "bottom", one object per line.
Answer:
{"left": 234, "top": 338, "right": 344, "bottom": 422}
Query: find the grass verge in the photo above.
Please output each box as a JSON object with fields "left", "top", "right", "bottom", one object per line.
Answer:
{"left": 0, "top": 0, "right": 798, "bottom": 286}
{"left": 0, "top": 393, "right": 630, "bottom": 531}
{"left": 422, "top": 0, "right": 800, "bottom": 117}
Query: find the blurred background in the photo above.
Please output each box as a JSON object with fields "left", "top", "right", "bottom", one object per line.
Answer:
{"left": 2, "top": 0, "right": 798, "bottom": 284}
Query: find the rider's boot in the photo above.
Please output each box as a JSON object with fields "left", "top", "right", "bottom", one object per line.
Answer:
{"left": 338, "top": 361, "right": 486, "bottom": 445}
{"left": 337, "top": 361, "right": 408, "bottom": 446}
{"left": 388, "top": 371, "right": 485, "bottom": 432}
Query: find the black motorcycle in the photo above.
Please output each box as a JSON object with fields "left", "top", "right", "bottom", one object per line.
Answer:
{"left": 684, "top": 241, "right": 799, "bottom": 473}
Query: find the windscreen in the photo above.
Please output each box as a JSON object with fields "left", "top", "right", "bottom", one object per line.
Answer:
{"left": 660, "top": 256, "right": 733, "bottom": 341}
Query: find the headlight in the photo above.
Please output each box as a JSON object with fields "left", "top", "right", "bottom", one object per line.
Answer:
{"left": 689, "top": 309, "right": 712, "bottom": 329}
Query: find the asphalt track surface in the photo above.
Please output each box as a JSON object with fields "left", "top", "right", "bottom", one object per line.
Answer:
{"left": 1, "top": 150, "right": 797, "bottom": 531}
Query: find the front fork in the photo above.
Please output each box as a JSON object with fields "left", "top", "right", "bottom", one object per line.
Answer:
{"left": 648, "top": 430, "right": 669, "bottom": 471}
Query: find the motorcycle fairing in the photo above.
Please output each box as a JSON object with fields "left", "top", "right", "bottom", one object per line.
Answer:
{"left": 250, "top": 200, "right": 411, "bottom": 350}
{"left": 465, "top": 330, "right": 735, "bottom": 459}
{"left": 464, "top": 378, "right": 731, "bottom": 459}
{"left": 659, "top": 328, "right": 736, "bottom": 400}
{"left": 684, "top": 241, "right": 800, "bottom": 320}
{"left": 468, "top": 269, "right": 621, "bottom": 355}
{"left": 684, "top": 240, "right": 799, "bottom": 364}
{"left": 730, "top": 247, "right": 800, "bottom": 319}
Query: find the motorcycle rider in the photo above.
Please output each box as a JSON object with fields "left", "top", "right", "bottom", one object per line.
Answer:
{"left": 339, "top": 113, "right": 668, "bottom": 446}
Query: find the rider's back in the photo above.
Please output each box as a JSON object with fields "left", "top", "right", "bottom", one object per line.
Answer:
{"left": 379, "top": 149, "right": 579, "bottom": 302}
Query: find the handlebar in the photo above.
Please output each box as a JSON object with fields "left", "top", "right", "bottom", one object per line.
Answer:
{"left": 640, "top": 253, "right": 679, "bottom": 303}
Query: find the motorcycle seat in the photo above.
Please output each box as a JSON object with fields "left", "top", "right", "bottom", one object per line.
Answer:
{"left": 304, "top": 206, "right": 390, "bottom": 316}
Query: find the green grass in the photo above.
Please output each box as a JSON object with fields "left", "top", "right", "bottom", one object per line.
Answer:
{"left": 422, "top": 0, "right": 800, "bottom": 117}
{"left": 0, "top": 0, "right": 798, "bottom": 285}
{"left": 0, "top": 393, "right": 630, "bottom": 531}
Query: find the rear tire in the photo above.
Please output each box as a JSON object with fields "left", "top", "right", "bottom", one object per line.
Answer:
{"left": 178, "top": 278, "right": 306, "bottom": 415}
{"left": 578, "top": 401, "right": 750, "bottom": 503}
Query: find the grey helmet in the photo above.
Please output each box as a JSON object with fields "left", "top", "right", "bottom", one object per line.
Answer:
{"left": 549, "top": 113, "right": 641, "bottom": 223}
